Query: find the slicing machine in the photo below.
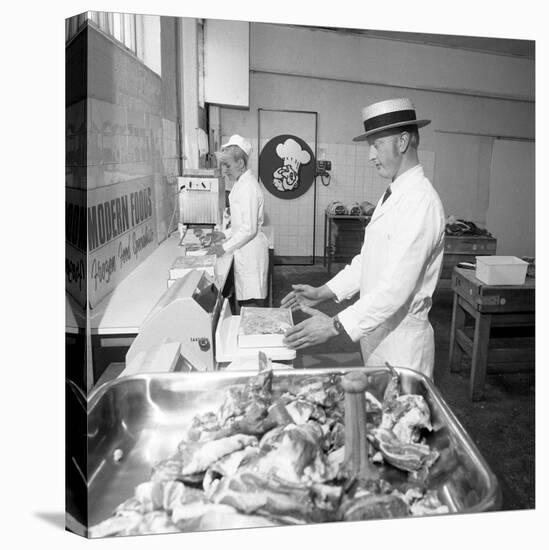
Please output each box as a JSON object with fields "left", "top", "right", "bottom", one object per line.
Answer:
{"left": 178, "top": 168, "right": 225, "bottom": 227}
{"left": 125, "top": 270, "right": 222, "bottom": 373}
{"left": 122, "top": 269, "right": 295, "bottom": 376}
{"left": 177, "top": 168, "right": 230, "bottom": 252}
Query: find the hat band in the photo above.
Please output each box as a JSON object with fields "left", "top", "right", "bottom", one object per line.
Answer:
{"left": 363, "top": 109, "right": 417, "bottom": 133}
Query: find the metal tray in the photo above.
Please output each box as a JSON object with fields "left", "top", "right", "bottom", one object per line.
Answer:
{"left": 86, "top": 367, "right": 501, "bottom": 528}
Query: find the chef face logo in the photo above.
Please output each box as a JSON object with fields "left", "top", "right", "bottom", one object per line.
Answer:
{"left": 273, "top": 164, "right": 298, "bottom": 191}
{"left": 272, "top": 138, "right": 311, "bottom": 192}
{"left": 259, "top": 135, "right": 315, "bottom": 200}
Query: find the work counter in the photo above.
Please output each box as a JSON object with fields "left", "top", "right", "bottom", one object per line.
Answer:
{"left": 89, "top": 233, "right": 233, "bottom": 335}
{"left": 89, "top": 226, "right": 274, "bottom": 336}
{"left": 78, "top": 227, "right": 274, "bottom": 386}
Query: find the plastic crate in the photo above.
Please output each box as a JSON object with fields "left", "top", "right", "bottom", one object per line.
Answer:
{"left": 475, "top": 256, "right": 528, "bottom": 285}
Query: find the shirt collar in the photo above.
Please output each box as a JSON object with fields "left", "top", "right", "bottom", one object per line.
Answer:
{"left": 389, "top": 164, "right": 423, "bottom": 195}
{"left": 235, "top": 169, "right": 251, "bottom": 183}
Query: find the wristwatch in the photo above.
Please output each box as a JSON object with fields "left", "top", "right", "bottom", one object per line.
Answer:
{"left": 333, "top": 315, "right": 346, "bottom": 336}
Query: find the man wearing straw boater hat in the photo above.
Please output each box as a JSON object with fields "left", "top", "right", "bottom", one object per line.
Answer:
{"left": 282, "top": 98, "right": 445, "bottom": 378}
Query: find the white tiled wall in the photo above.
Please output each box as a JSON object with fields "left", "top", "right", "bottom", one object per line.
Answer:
{"left": 222, "top": 136, "right": 435, "bottom": 257}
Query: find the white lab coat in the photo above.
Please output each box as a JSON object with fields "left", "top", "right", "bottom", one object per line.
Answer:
{"left": 326, "top": 165, "right": 445, "bottom": 378}
{"left": 222, "top": 169, "right": 269, "bottom": 301}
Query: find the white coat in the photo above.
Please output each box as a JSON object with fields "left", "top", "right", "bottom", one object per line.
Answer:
{"left": 326, "top": 165, "right": 446, "bottom": 378}
{"left": 222, "top": 169, "right": 269, "bottom": 301}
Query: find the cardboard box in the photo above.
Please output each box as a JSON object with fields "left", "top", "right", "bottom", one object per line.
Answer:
{"left": 475, "top": 256, "right": 528, "bottom": 285}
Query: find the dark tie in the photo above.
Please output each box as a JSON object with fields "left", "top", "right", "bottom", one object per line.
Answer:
{"left": 382, "top": 187, "right": 392, "bottom": 204}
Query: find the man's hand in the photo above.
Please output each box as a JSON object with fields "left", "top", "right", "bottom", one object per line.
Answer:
{"left": 283, "top": 306, "right": 338, "bottom": 350}
{"left": 280, "top": 284, "right": 324, "bottom": 311}
{"left": 206, "top": 244, "right": 225, "bottom": 257}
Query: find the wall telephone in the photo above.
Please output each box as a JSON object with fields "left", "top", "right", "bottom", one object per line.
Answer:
{"left": 316, "top": 160, "right": 332, "bottom": 186}
{"left": 315, "top": 160, "right": 332, "bottom": 177}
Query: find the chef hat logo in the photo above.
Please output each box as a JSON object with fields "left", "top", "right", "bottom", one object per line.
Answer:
{"left": 276, "top": 138, "right": 311, "bottom": 172}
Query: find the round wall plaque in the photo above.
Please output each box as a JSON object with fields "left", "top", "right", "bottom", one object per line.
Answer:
{"left": 259, "top": 134, "right": 315, "bottom": 199}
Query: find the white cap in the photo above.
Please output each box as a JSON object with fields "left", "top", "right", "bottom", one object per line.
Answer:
{"left": 221, "top": 134, "right": 252, "bottom": 157}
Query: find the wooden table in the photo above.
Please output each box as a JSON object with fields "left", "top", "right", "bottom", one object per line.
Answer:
{"left": 448, "top": 267, "right": 535, "bottom": 400}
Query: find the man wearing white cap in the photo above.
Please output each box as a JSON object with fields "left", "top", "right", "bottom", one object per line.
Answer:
{"left": 282, "top": 98, "right": 445, "bottom": 378}
{"left": 209, "top": 135, "right": 269, "bottom": 309}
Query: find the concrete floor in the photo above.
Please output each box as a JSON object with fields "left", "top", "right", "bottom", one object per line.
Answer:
{"left": 273, "top": 263, "right": 535, "bottom": 512}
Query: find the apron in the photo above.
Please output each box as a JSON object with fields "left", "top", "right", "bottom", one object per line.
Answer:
{"left": 233, "top": 234, "right": 269, "bottom": 300}
{"left": 361, "top": 314, "right": 435, "bottom": 378}
{"left": 227, "top": 172, "right": 269, "bottom": 301}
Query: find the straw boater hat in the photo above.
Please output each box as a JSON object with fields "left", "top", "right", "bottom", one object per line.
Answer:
{"left": 353, "top": 98, "right": 431, "bottom": 142}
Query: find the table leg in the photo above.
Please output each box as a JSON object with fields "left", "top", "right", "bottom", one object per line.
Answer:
{"left": 449, "top": 293, "right": 465, "bottom": 372}
{"left": 470, "top": 312, "right": 492, "bottom": 401}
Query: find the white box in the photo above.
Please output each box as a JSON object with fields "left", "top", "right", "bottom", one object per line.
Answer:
{"left": 475, "top": 256, "right": 528, "bottom": 285}
{"left": 215, "top": 299, "right": 296, "bottom": 362}
{"left": 238, "top": 307, "right": 293, "bottom": 348}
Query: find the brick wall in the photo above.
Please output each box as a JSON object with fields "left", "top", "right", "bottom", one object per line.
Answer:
{"left": 66, "top": 20, "right": 181, "bottom": 308}
{"left": 85, "top": 22, "right": 179, "bottom": 244}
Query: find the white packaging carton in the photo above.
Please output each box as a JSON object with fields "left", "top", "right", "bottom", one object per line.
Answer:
{"left": 475, "top": 256, "right": 528, "bottom": 285}
{"left": 238, "top": 307, "right": 293, "bottom": 348}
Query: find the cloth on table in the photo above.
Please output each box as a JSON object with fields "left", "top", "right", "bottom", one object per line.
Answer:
{"left": 445, "top": 216, "right": 492, "bottom": 237}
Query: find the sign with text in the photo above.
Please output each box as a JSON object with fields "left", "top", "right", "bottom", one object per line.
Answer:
{"left": 88, "top": 180, "right": 157, "bottom": 308}
{"left": 65, "top": 180, "right": 158, "bottom": 309}
{"left": 66, "top": 188, "right": 87, "bottom": 309}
